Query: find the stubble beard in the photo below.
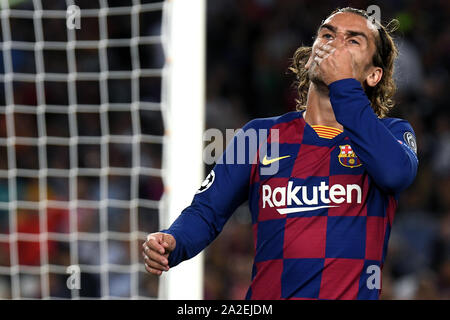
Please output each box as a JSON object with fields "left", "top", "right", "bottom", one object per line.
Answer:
{"left": 307, "top": 61, "right": 329, "bottom": 93}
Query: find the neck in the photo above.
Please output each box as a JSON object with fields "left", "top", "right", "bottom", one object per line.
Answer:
{"left": 303, "top": 82, "right": 343, "bottom": 131}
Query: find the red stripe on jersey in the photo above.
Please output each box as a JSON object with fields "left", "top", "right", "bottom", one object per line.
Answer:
{"left": 311, "top": 125, "right": 343, "bottom": 139}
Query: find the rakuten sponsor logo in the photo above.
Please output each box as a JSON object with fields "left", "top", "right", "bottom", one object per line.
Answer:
{"left": 262, "top": 181, "right": 362, "bottom": 214}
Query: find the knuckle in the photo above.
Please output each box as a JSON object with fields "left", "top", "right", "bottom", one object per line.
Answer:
{"left": 148, "top": 240, "right": 159, "bottom": 250}
{"left": 148, "top": 248, "right": 157, "bottom": 258}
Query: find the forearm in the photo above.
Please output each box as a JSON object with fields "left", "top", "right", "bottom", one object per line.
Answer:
{"left": 329, "top": 78, "right": 418, "bottom": 192}
{"left": 162, "top": 203, "right": 219, "bottom": 267}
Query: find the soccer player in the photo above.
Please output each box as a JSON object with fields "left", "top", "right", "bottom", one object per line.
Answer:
{"left": 142, "top": 7, "right": 418, "bottom": 299}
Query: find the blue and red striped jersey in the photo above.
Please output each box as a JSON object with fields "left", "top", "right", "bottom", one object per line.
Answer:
{"left": 163, "top": 78, "right": 418, "bottom": 300}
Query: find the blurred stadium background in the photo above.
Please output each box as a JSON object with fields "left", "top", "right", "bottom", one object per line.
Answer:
{"left": 0, "top": 0, "right": 449, "bottom": 299}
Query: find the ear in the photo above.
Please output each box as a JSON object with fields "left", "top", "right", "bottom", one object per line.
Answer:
{"left": 365, "top": 67, "right": 383, "bottom": 87}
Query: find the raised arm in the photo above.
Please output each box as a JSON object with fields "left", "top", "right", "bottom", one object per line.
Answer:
{"left": 329, "top": 78, "right": 418, "bottom": 193}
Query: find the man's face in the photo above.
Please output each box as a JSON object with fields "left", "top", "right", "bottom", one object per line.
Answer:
{"left": 307, "top": 12, "right": 379, "bottom": 86}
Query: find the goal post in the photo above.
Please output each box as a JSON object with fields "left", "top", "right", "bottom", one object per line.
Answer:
{"left": 159, "top": 0, "right": 206, "bottom": 300}
{"left": 0, "top": 0, "right": 206, "bottom": 299}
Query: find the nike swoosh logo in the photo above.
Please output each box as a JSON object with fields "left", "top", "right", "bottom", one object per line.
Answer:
{"left": 277, "top": 205, "right": 339, "bottom": 215}
{"left": 261, "top": 155, "right": 291, "bottom": 166}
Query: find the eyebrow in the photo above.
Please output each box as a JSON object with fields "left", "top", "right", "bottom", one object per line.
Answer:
{"left": 319, "top": 23, "right": 337, "bottom": 33}
{"left": 319, "top": 23, "right": 369, "bottom": 42}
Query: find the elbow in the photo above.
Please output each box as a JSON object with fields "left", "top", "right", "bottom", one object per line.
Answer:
{"left": 376, "top": 165, "right": 417, "bottom": 193}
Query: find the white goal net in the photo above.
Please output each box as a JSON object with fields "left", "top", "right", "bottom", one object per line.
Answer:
{"left": 0, "top": 0, "right": 205, "bottom": 299}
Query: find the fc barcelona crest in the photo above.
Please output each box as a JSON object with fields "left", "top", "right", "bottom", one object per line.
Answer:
{"left": 338, "top": 144, "right": 362, "bottom": 168}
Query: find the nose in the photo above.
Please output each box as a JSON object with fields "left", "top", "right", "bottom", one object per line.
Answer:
{"left": 328, "top": 32, "right": 346, "bottom": 47}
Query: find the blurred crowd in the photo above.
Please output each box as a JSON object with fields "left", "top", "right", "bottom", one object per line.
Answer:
{"left": 0, "top": 0, "right": 448, "bottom": 300}
{"left": 204, "top": 0, "right": 450, "bottom": 300}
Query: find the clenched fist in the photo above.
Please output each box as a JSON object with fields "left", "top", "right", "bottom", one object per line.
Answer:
{"left": 142, "top": 232, "right": 176, "bottom": 276}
